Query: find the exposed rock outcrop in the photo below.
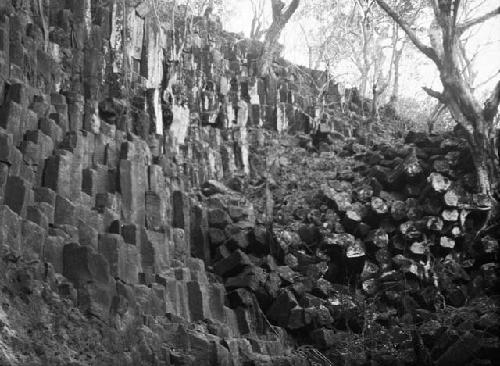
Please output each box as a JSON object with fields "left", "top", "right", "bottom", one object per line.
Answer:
{"left": 0, "top": 1, "right": 498, "bottom": 365}
{"left": 0, "top": 1, "right": 324, "bottom": 364}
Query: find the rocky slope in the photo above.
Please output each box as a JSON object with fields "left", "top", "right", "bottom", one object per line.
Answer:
{"left": 0, "top": 1, "right": 498, "bottom": 366}
{"left": 234, "top": 129, "right": 500, "bottom": 365}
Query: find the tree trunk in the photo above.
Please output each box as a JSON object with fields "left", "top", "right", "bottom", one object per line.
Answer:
{"left": 258, "top": 0, "right": 300, "bottom": 75}
{"left": 427, "top": 103, "right": 446, "bottom": 134}
{"left": 360, "top": 71, "right": 368, "bottom": 98}
{"left": 437, "top": 69, "right": 499, "bottom": 195}
{"left": 360, "top": 17, "right": 370, "bottom": 98}
{"left": 260, "top": 29, "right": 281, "bottom": 75}
{"left": 371, "top": 83, "right": 380, "bottom": 123}
{"left": 391, "top": 49, "right": 402, "bottom": 101}
{"left": 470, "top": 125, "right": 499, "bottom": 196}
{"left": 359, "top": 70, "right": 368, "bottom": 97}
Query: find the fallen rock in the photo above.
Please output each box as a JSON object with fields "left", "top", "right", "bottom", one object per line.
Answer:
{"left": 213, "top": 249, "right": 252, "bottom": 277}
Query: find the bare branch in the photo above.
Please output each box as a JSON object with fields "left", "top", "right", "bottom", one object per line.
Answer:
{"left": 279, "top": 0, "right": 301, "bottom": 22}
{"left": 429, "top": 0, "right": 440, "bottom": 16}
{"left": 457, "top": 5, "right": 500, "bottom": 34}
{"left": 453, "top": 0, "right": 461, "bottom": 25}
{"left": 250, "top": 0, "right": 267, "bottom": 38}
{"left": 459, "top": 40, "right": 475, "bottom": 86}
{"left": 350, "top": 56, "right": 363, "bottom": 73}
{"left": 451, "top": 0, "right": 461, "bottom": 40}
{"left": 375, "top": 0, "right": 440, "bottom": 64}
{"left": 422, "top": 87, "right": 447, "bottom": 103}
{"left": 458, "top": 0, "right": 488, "bottom": 23}
{"left": 298, "top": 23, "right": 310, "bottom": 46}
{"left": 475, "top": 69, "right": 500, "bottom": 90}
{"left": 260, "top": 0, "right": 301, "bottom": 74}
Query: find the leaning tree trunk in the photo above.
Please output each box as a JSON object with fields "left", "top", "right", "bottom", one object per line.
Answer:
{"left": 437, "top": 40, "right": 500, "bottom": 196}
{"left": 439, "top": 72, "right": 500, "bottom": 196}
{"left": 258, "top": 0, "right": 300, "bottom": 75}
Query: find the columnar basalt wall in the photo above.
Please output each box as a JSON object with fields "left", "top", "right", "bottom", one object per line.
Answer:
{"left": 0, "top": 1, "right": 334, "bottom": 364}
{"left": 2, "top": 3, "right": 499, "bottom": 366}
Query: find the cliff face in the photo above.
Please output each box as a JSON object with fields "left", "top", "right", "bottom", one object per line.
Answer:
{"left": 1, "top": 2, "right": 499, "bottom": 366}
{"left": 0, "top": 1, "right": 324, "bottom": 365}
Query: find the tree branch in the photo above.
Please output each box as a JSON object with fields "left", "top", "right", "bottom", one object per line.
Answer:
{"left": 375, "top": 0, "right": 440, "bottom": 64}
{"left": 430, "top": 0, "right": 440, "bottom": 16}
{"left": 271, "top": 0, "right": 283, "bottom": 20}
{"left": 475, "top": 69, "right": 500, "bottom": 90}
{"left": 260, "top": 0, "right": 300, "bottom": 74}
{"left": 422, "top": 87, "right": 446, "bottom": 104}
{"left": 285, "top": 0, "right": 301, "bottom": 18}
{"left": 457, "top": 5, "right": 500, "bottom": 34}
{"left": 452, "top": 0, "right": 461, "bottom": 26}
{"left": 272, "top": 0, "right": 300, "bottom": 22}
{"left": 451, "top": 0, "right": 461, "bottom": 40}
{"left": 483, "top": 79, "right": 500, "bottom": 122}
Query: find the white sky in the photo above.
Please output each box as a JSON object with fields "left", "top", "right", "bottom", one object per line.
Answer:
{"left": 222, "top": 0, "right": 500, "bottom": 102}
